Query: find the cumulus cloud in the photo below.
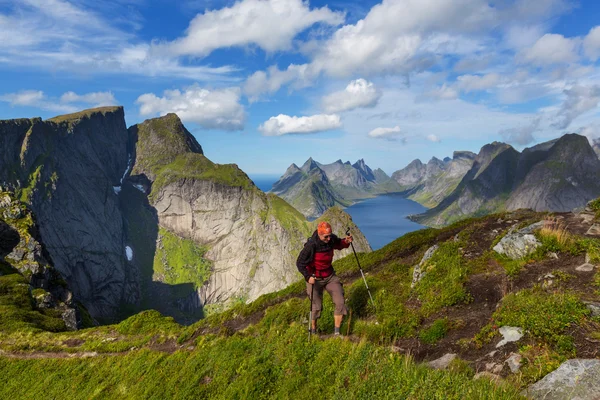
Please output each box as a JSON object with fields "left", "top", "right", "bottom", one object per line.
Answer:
{"left": 321, "top": 79, "right": 381, "bottom": 113}
{"left": 426, "top": 134, "right": 441, "bottom": 142}
{"left": 553, "top": 85, "right": 600, "bottom": 130}
{"left": 583, "top": 26, "right": 600, "bottom": 61}
{"left": 136, "top": 86, "right": 246, "bottom": 131}
{"left": 521, "top": 33, "right": 579, "bottom": 65}
{"left": 499, "top": 117, "right": 540, "bottom": 145}
{"left": 456, "top": 73, "right": 500, "bottom": 92}
{"left": 0, "top": 90, "right": 116, "bottom": 113}
{"left": 258, "top": 114, "right": 341, "bottom": 136}
{"left": 367, "top": 126, "right": 402, "bottom": 140}
{"left": 244, "top": 0, "right": 499, "bottom": 97}
{"left": 155, "top": 0, "right": 344, "bottom": 57}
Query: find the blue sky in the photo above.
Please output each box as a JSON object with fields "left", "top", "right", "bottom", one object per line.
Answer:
{"left": 1, "top": 0, "right": 600, "bottom": 176}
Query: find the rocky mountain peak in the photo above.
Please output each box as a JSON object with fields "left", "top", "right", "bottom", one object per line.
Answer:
{"left": 130, "top": 113, "right": 203, "bottom": 181}
{"left": 300, "top": 157, "right": 320, "bottom": 173}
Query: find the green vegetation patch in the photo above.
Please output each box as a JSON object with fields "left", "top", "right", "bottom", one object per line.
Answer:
{"left": 476, "top": 288, "right": 589, "bottom": 354}
{"left": 0, "top": 324, "right": 524, "bottom": 400}
{"left": 116, "top": 310, "right": 181, "bottom": 336}
{"left": 414, "top": 241, "right": 471, "bottom": 315}
{"left": 153, "top": 228, "right": 211, "bottom": 293}
{"left": 150, "top": 153, "right": 254, "bottom": 200}
{"left": 419, "top": 318, "right": 451, "bottom": 344}
{"left": 263, "top": 193, "right": 311, "bottom": 236}
{"left": 0, "top": 271, "right": 66, "bottom": 333}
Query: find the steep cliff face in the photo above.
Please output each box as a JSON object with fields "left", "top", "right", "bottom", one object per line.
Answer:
{"left": 506, "top": 134, "right": 600, "bottom": 211}
{"left": 0, "top": 107, "right": 136, "bottom": 321}
{"left": 412, "top": 134, "right": 600, "bottom": 226}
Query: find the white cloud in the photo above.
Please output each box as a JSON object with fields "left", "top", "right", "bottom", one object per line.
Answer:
{"left": 245, "top": 0, "right": 499, "bottom": 96}
{"left": 579, "top": 124, "right": 600, "bottom": 140}
{"left": 155, "top": 0, "right": 344, "bottom": 57}
{"left": 321, "top": 79, "right": 381, "bottom": 113}
{"left": 0, "top": 2, "right": 237, "bottom": 82}
{"left": 60, "top": 91, "right": 117, "bottom": 107}
{"left": 259, "top": 114, "right": 341, "bottom": 136}
{"left": 0, "top": 90, "right": 116, "bottom": 113}
{"left": 136, "top": 86, "right": 246, "bottom": 131}
{"left": 583, "top": 26, "right": 600, "bottom": 61}
{"left": 553, "top": 85, "right": 600, "bottom": 130}
{"left": 499, "top": 117, "right": 540, "bottom": 145}
{"left": 426, "top": 134, "right": 441, "bottom": 142}
{"left": 456, "top": 73, "right": 501, "bottom": 92}
{"left": 521, "top": 33, "right": 579, "bottom": 65}
{"left": 367, "top": 126, "right": 402, "bottom": 140}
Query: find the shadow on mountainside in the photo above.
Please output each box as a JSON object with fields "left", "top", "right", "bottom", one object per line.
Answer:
{"left": 118, "top": 180, "right": 204, "bottom": 325}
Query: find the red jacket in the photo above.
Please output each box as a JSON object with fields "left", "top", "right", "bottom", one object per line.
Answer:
{"left": 296, "top": 230, "right": 350, "bottom": 280}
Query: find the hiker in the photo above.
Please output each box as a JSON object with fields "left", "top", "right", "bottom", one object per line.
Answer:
{"left": 297, "top": 221, "right": 353, "bottom": 336}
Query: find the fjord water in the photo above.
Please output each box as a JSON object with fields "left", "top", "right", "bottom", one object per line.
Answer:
{"left": 344, "top": 194, "right": 427, "bottom": 250}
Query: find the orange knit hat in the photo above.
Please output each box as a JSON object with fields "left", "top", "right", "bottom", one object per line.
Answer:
{"left": 317, "top": 221, "right": 332, "bottom": 236}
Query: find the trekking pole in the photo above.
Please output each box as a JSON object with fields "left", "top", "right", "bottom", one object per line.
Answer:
{"left": 308, "top": 276, "right": 315, "bottom": 340}
{"left": 346, "top": 227, "right": 376, "bottom": 309}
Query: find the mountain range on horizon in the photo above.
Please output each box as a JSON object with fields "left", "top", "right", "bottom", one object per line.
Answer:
{"left": 270, "top": 157, "right": 402, "bottom": 219}
{"left": 271, "top": 133, "right": 600, "bottom": 227}
{"left": 393, "top": 134, "right": 600, "bottom": 226}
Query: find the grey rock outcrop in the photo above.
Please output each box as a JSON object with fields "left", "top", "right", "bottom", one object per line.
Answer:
{"left": 493, "top": 222, "right": 543, "bottom": 260}
{"left": 411, "top": 244, "right": 439, "bottom": 288}
{"left": 427, "top": 353, "right": 457, "bottom": 370}
{"left": 496, "top": 326, "right": 524, "bottom": 348}
{"left": 0, "top": 192, "right": 81, "bottom": 329}
{"left": 524, "top": 359, "right": 600, "bottom": 400}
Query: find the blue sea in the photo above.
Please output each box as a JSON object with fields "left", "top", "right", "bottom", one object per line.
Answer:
{"left": 249, "top": 175, "right": 427, "bottom": 251}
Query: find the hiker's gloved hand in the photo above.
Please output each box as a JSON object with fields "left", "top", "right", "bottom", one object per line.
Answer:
{"left": 308, "top": 275, "right": 316, "bottom": 284}
{"left": 345, "top": 235, "right": 353, "bottom": 243}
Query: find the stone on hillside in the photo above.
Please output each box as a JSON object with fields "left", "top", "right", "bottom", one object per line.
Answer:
{"left": 575, "top": 263, "right": 595, "bottom": 272}
{"left": 411, "top": 244, "right": 439, "bottom": 288}
{"left": 427, "top": 353, "right": 456, "bottom": 370}
{"left": 485, "top": 362, "right": 503, "bottom": 374}
{"left": 583, "top": 301, "right": 600, "bottom": 317}
{"left": 493, "top": 222, "right": 543, "bottom": 260}
{"left": 496, "top": 326, "right": 523, "bottom": 348}
{"left": 505, "top": 352, "right": 522, "bottom": 373}
{"left": 62, "top": 308, "right": 81, "bottom": 331}
{"left": 586, "top": 224, "right": 600, "bottom": 236}
{"left": 580, "top": 213, "right": 595, "bottom": 224}
{"left": 524, "top": 359, "right": 600, "bottom": 400}
{"left": 547, "top": 252, "right": 559, "bottom": 260}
